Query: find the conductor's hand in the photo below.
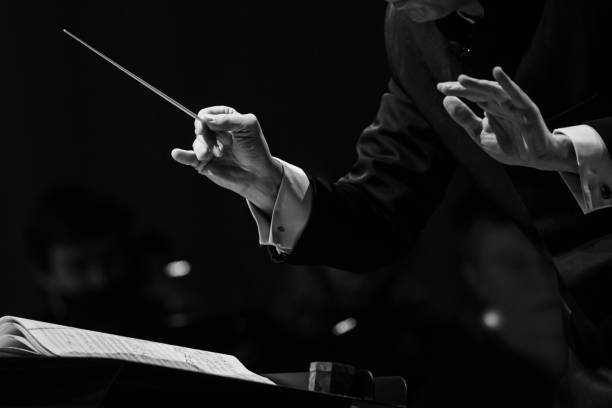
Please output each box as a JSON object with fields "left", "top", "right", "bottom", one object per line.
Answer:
{"left": 171, "top": 106, "right": 282, "bottom": 215}
{"left": 437, "top": 66, "right": 577, "bottom": 173}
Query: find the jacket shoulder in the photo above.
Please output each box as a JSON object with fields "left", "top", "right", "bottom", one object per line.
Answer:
{"left": 384, "top": 5, "right": 416, "bottom": 57}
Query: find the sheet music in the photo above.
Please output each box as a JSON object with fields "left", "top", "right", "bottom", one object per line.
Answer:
{"left": 11, "top": 317, "right": 274, "bottom": 385}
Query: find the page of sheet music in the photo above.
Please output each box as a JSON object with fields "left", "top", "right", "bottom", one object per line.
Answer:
{"left": 11, "top": 317, "right": 274, "bottom": 385}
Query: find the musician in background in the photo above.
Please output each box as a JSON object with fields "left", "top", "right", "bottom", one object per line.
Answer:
{"left": 25, "top": 185, "right": 165, "bottom": 336}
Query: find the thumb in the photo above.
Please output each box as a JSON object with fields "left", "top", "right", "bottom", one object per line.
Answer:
{"left": 171, "top": 148, "right": 199, "bottom": 167}
{"left": 442, "top": 96, "right": 482, "bottom": 140}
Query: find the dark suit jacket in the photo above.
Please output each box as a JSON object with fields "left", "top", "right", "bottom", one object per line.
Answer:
{"left": 287, "top": 0, "right": 612, "bottom": 268}
{"left": 279, "top": 0, "right": 612, "bottom": 403}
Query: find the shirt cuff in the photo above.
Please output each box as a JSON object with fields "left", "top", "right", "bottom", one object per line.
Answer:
{"left": 247, "top": 158, "right": 312, "bottom": 253}
{"left": 556, "top": 125, "right": 612, "bottom": 214}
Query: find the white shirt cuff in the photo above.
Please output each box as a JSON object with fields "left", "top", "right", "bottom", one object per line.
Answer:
{"left": 247, "top": 158, "right": 312, "bottom": 253}
{"left": 556, "top": 125, "right": 612, "bottom": 214}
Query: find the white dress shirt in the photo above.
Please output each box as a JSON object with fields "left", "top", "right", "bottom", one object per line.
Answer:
{"left": 557, "top": 125, "right": 612, "bottom": 213}
{"left": 247, "top": 159, "right": 312, "bottom": 253}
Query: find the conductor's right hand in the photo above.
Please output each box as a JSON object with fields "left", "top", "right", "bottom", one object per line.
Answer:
{"left": 171, "top": 106, "right": 282, "bottom": 215}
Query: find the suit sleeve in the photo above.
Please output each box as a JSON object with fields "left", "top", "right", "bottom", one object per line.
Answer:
{"left": 267, "top": 9, "right": 456, "bottom": 273}
{"left": 588, "top": 118, "right": 612, "bottom": 152}
{"left": 278, "top": 30, "right": 455, "bottom": 272}
{"left": 555, "top": 1, "right": 612, "bottom": 214}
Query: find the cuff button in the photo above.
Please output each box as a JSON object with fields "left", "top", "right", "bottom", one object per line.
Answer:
{"left": 601, "top": 184, "right": 611, "bottom": 200}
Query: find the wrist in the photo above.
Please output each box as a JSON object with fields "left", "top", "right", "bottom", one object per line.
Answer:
{"left": 245, "top": 159, "right": 283, "bottom": 215}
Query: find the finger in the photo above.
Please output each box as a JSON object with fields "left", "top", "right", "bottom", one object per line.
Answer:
{"left": 477, "top": 101, "right": 504, "bottom": 116}
{"left": 476, "top": 101, "right": 520, "bottom": 121}
{"left": 171, "top": 149, "right": 200, "bottom": 167}
{"left": 198, "top": 106, "right": 238, "bottom": 116}
{"left": 194, "top": 115, "right": 223, "bottom": 158}
{"left": 442, "top": 96, "right": 483, "bottom": 140}
{"left": 212, "top": 140, "right": 224, "bottom": 158}
{"left": 213, "top": 131, "right": 232, "bottom": 158}
{"left": 492, "top": 67, "right": 535, "bottom": 110}
{"left": 193, "top": 135, "right": 214, "bottom": 162}
{"left": 457, "top": 75, "right": 509, "bottom": 103}
{"left": 201, "top": 124, "right": 220, "bottom": 149}
{"left": 194, "top": 119, "right": 220, "bottom": 157}
{"left": 216, "top": 130, "right": 233, "bottom": 146}
{"left": 485, "top": 113, "right": 519, "bottom": 158}
{"left": 202, "top": 130, "right": 223, "bottom": 158}
{"left": 437, "top": 82, "right": 491, "bottom": 102}
{"left": 195, "top": 106, "right": 238, "bottom": 131}
{"left": 194, "top": 117, "right": 205, "bottom": 135}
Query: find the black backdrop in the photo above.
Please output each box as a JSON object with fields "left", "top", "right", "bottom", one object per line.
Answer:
{"left": 2, "top": 1, "right": 388, "bottom": 339}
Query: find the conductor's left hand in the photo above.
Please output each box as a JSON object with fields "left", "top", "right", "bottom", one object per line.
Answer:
{"left": 437, "top": 66, "right": 577, "bottom": 173}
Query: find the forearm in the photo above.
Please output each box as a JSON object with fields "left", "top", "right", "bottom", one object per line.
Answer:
{"left": 247, "top": 163, "right": 400, "bottom": 272}
{"left": 283, "top": 176, "right": 401, "bottom": 272}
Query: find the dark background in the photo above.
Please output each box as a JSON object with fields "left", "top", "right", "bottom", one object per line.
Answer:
{"left": 2, "top": 0, "right": 392, "bottom": 373}
{"left": 1, "top": 3, "right": 580, "bottom": 406}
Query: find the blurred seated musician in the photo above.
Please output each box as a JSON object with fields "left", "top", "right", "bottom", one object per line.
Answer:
{"left": 171, "top": 0, "right": 612, "bottom": 403}
{"left": 26, "top": 185, "right": 162, "bottom": 336}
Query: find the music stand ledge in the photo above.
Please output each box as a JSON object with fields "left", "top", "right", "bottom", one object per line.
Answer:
{"left": 0, "top": 356, "right": 407, "bottom": 407}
